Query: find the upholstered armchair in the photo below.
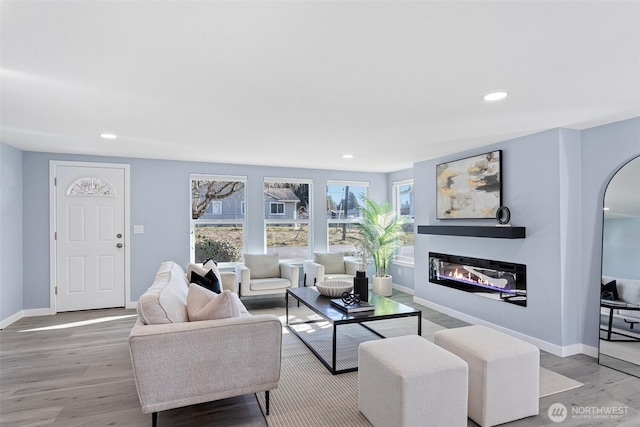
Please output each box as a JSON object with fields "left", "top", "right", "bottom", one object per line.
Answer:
{"left": 235, "top": 253, "right": 299, "bottom": 297}
{"left": 303, "top": 252, "right": 364, "bottom": 287}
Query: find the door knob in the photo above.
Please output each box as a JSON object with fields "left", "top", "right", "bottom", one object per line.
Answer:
{"left": 117, "top": 243, "right": 123, "bottom": 248}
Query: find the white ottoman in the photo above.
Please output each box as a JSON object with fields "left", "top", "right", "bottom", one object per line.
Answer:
{"left": 433, "top": 325, "right": 539, "bottom": 427}
{"left": 358, "top": 335, "right": 468, "bottom": 427}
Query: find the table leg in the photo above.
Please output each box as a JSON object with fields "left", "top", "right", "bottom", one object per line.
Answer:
{"left": 286, "top": 292, "right": 289, "bottom": 325}
{"left": 332, "top": 323, "right": 337, "bottom": 374}
{"left": 607, "top": 307, "right": 614, "bottom": 341}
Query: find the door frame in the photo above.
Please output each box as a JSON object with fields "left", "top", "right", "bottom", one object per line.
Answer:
{"left": 49, "top": 160, "right": 132, "bottom": 313}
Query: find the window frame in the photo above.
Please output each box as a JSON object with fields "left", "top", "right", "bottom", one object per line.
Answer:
{"left": 392, "top": 178, "right": 415, "bottom": 266}
{"left": 269, "top": 202, "right": 285, "bottom": 215}
{"left": 264, "top": 177, "right": 313, "bottom": 261}
{"left": 210, "top": 200, "right": 222, "bottom": 215}
{"left": 190, "top": 174, "right": 247, "bottom": 265}
{"left": 326, "top": 180, "right": 369, "bottom": 254}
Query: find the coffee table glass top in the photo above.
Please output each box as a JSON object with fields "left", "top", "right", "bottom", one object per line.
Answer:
{"left": 288, "top": 286, "right": 420, "bottom": 321}
{"left": 286, "top": 286, "right": 422, "bottom": 374}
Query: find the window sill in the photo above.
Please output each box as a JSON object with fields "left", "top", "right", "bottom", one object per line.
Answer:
{"left": 392, "top": 260, "right": 414, "bottom": 268}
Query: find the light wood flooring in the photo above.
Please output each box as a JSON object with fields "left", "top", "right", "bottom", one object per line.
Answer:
{"left": 1, "top": 290, "right": 639, "bottom": 426}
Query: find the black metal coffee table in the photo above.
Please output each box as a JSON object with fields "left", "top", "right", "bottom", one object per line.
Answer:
{"left": 600, "top": 300, "right": 640, "bottom": 342}
{"left": 286, "top": 287, "right": 422, "bottom": 374}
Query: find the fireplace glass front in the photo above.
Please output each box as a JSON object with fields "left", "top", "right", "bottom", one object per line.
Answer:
{"left": 429, "top": 252, "right": 527, "bottom": 306}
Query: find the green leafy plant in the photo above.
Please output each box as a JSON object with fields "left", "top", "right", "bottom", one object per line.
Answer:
{"left": 353, "top": 196, "right": 405, "bottom": 277}
{"left": 195, "top": 236, "right": 241, "bottom": 262}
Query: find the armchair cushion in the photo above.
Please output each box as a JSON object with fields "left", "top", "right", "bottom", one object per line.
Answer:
{"left": 314, "top": 252, "right": 345, "bottom": 274}
{"left": 244, "top": 253, "right": 280, "bottom": 279}
{"left": 187, "top": 285, "right": 242, "bottom": 321}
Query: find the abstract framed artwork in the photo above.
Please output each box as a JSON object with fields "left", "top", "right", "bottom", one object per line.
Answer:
{"left": 436, "top": 150, "right": 502, "bottom": 219}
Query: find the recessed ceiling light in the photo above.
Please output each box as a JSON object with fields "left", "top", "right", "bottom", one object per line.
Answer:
{"left": 342, "top": 154, "right": 354, "bottom": 159}
{"left": 483, "top": 92, "right": 508, "bottom": 101}
{"left": 99, "top": 133, "right": 117, "bottom": 139}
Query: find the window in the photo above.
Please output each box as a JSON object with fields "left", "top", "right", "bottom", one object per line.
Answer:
{"left": 209, "top": 201, "right": 222, "bottom": 215}
{"left": 270, "top": 202, "right": 285, "bottom": 215}
{"left": 190, "top": 174, "right": 246, "bottom": 263}
{"left": 67, "top": 177, "right": 115, "bottom": 197}
{"left": 326, "top": 180, "right": 369, "bottom": 254}
{"left": 393, "top": 179, "right": 414, "bottom": 264}
{"left": 264, "top": 178, "right": 311, "bottom": 260}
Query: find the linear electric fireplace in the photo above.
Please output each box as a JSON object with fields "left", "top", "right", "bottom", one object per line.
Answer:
{"left": 429, "top": 252, "right": 527, "bottom": 306}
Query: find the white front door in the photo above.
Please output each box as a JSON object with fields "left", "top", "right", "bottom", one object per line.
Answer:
{"left": 54, "top": 163, "right": 127, "bottom": 311}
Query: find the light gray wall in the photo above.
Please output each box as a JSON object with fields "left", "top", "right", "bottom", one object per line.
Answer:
{"left": 414, "top": 129, "right": 574, "bottom": 347}
{"left": 581, "top": 118, "right": 640, "bottom": 347}
{"left": 21, "top": 152, "right": 387, "bottom": 308}
{"left": 1, "top": 142, "right": 24, "bottom": 321}
{"left": 410, "top": 117, "right": 639, "bottom": 350}
{"left": 602, "top": 218, "right": 640, "bottom": 279}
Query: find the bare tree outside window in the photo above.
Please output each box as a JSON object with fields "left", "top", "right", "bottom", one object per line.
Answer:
{"left": 190, "top": 176, "right": 246, "bottom": 263}
{"left": 192, "top": 180, "right": 245, "bottom": 219}
{"left": 326, "top": 182, "right": 368, "bottom": 254}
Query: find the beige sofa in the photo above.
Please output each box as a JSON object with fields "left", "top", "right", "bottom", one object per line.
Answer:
{"left": 129, "top": 261, "right": 282, "bottom": 426}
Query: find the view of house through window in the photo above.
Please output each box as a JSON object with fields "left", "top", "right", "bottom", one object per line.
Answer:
{"left": 326, "top": 180, "right": 368, "bottom": 254}
{"left": 264, "top": 179, "right": 311, "bottom": 259}
{"left": 190, "top": 175, "right": 246, "bottom": 263}
{"left": 393, "top": 179, "right": 415, "bottom": 264}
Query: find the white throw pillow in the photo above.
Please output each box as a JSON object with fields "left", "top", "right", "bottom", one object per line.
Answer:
{"left": 244, "top": 253, "right": 280, "bottom": 279}
{"left": 187, "top": 285, "right": 241, "bottom": 321}
{"left": 314, "top": 252, "right": 345, "bottom": 274}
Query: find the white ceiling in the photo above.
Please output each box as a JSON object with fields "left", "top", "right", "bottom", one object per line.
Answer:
{"left": 1, "top": 1, "right": 639, "bottom": 173}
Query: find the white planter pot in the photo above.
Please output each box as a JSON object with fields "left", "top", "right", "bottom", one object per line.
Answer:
{"left": 372, "top": 275, "right": 393, "bottom": 296}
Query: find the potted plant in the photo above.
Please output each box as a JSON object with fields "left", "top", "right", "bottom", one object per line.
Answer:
{"left": 353, "top": 196, "right": 405, "bottom": 296}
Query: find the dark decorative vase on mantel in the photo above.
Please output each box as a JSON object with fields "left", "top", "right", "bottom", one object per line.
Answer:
{"left": 354, "top": 271, "right": 369, "bottom": 302}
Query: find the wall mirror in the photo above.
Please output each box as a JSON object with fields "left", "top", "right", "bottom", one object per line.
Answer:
{"left": 599, "top": 155, "right": 640, "bottom": 377}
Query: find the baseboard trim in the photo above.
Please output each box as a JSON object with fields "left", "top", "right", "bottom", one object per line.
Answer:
{"left": 0, "top": 311, "right": 24, "bottom": 329}
{"left": 413, "top": 296, "right": 596, "bottom": 358}
{"left": 392, "top": 283, "right": 415, "bottom": 295}
{"left": 24, "top": 308, "right": 56, "bottom": 317}
{"left": 571, "top": 343, "right": 599, "bottom": 358}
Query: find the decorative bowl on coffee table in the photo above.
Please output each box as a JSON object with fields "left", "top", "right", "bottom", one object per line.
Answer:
{"left": 315, "top": 280, "right": 353, "bottom": 297}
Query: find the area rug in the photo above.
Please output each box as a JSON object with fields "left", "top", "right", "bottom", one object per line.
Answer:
{"left": 256, "top": 317, "right": 583, "bottom": 427}
{"left": 539, "top": 367, "right": 583, "bottom": 397}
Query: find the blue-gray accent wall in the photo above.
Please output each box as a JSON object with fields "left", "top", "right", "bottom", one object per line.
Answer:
{"left": 20, "top": 152, "right": 388, "bottom": 308}
{"left": 413, "top": 117, "right": 640, "bottom": 349}
{"left": 2, "top": 117, "right": 639, "bottom": 353}
{"left": 1, "top": 142, "right": 24, "bottom": 323}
